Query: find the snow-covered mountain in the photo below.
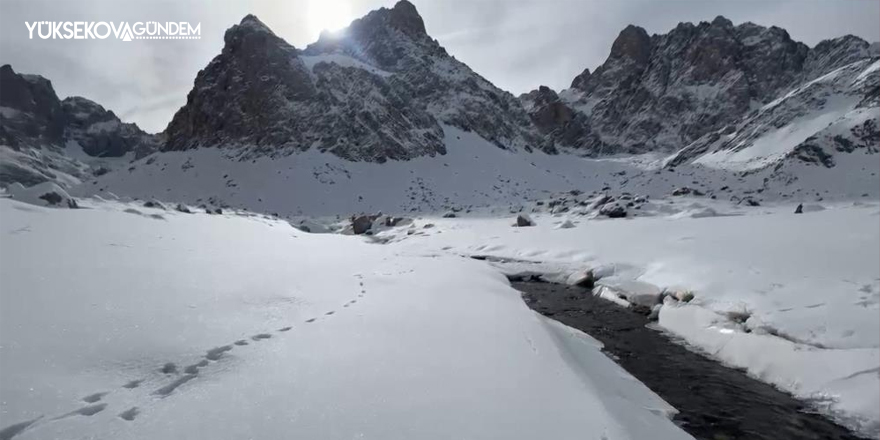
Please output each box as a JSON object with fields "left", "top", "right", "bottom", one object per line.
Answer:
{"left": 164, "top": 1, "right": 547, "bottom": 162}
{"left": 525, "top": 17, "right": 878, "bottom": 159}
{"left": 3, "top": 1, "right": 877, "bottom": 215}
{"left": 0, "top": 64, "right": 159, "bottom": 187}
{"left": 666, "top": 55, "right": 878, "bottom": 171}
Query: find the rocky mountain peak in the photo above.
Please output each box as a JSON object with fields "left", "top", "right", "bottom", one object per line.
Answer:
{"left": 305, "top": 0, "right": 438, "bottom": 72}
{"left": 710, "top": 15, "right": 734, "bottom": 28}
{"left": 164, "top": 14, "right": 318, "bottom": 151}
{"left": 0, "top": 64, "right": 67, "bottom": 149}
{"left": 805, "top": 35, "right": 873, "bottom": 78}
{"left": 388, "top": 0, "right": 427, "bottom": 37}
{"left": 609, "top": 25, "right": 651, "bottom": 64}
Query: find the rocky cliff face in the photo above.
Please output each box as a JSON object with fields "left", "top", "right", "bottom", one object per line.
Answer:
{"left": 525, "top": 17, "right": 876, "bottom": 161}
{"left": 0, "top": 64, "right": 158, "bottom": 186}
{"left": 164, "top": 13, "right": 444, "bottom": 162}
{"left": 0, "top": 64, "right": 67, "bottom": 149}
{"left": 666, "top": 56, "right": 879, "bottom": 170}
{"left": 163, "top": 1, "right": 549, "bottom": 161}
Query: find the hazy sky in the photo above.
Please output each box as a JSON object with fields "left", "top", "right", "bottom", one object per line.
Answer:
{"left": 1, "top": 0, "right": 877, "bottom": 133}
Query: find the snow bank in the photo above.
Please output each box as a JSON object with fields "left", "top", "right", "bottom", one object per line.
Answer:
{"left": 387, "top": 202, "right": 880, "bottom": 436}
{"left": 659, "top": 303, "right": 879, "bottom": 435}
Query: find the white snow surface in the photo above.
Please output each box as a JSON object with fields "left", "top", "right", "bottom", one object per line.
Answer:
{"left": 0, "top": 198, "right": 689, "bottom": 440}
{"left": 377, "top": 203, "right": 880, "bottom": 437}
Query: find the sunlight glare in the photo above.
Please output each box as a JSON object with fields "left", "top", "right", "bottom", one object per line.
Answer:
{"left": 307, "top": 0, "right": 353, "bottom": 36}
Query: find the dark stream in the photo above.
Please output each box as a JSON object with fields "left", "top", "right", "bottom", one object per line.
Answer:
{"left": 513, "top": 279, "right": 866, "bottom": 440}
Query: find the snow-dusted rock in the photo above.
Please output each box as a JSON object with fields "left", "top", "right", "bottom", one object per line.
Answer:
{"left": 556, "top": 219, "right": 576, "bottom": 229}
{"left": 598, "top": 202, "right": 627, "bottom": 218}
{"left": 515, "top": 214, "right": 535, "bottom": 227}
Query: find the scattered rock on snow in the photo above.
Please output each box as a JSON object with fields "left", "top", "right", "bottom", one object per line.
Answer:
{"left": 351, "top": 215, "right": 373, "bottom": 235}
{"left": 556, "top": 219, "right": 576, "bottom": 229}
{"left": 38, "top": 191, "right": 63, "bottom": 206}
{"left": 567, "top": 269, "right": 595, "bottom": 288}
{"left": 143, "top": 200, "right": 166, "bottom": 210}
{"left": 795, "top": 203, "right": 803, "bottom": 214}
{"left": 515, "top": 214, "right": 535, "bottom": 227}
{"left": 599, "top": 202, "right": 627, "bottom": 218}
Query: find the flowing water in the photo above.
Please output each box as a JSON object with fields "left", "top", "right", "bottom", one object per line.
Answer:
{"left": 513, "top": 280, "right": 865, "bottom": 440}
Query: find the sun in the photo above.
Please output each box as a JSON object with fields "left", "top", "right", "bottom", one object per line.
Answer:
{"left": 307, "top": 0, "right": 353, "bottom": 36}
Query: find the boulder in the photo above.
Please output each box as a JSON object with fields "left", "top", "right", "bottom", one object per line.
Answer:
{"left": 515, "top": 214, "right": 535, "bottom": 227}
{"left": 351, "top": 215, "right": 373, "bottom": 234}
{"left": 598, "top": 202, "right": 627, "bottom": 218}
{"left": 567, "top": 269, "right": 595, "bottom": 288}
{"left": 38, "top": 191, "right": 63, "bottom": 206}
{"left": 794, "top": 203, "right": 803, "bottom": 214}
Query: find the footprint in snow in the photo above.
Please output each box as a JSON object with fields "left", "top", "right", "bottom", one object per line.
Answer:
{"left": 153, "top": 375, "right": 197, "bottom": 397}
{"left": 160, "top": 362, "right": 178, "bottom": 374}
{"left": 325, "top": 311, "right": 335, "bottom": 316}
{"left": 54, "top": 403, "right": 107, "bottom": 420}
{"left": 305, "top": 318, "right": 316, "bottom": 323}
{"left": 234, "top": 339, "right": 249, "bottom": 346}
{"left": 205, "top": 345, "right": 233, "bottom": 360}
{"left": 0, "top": 417, "right": 42, "bottom": 440}
{"left": 251, "top": 333, "right": 272, "bottom": 341}
{"left": 184, "top": 360, "right": 209, "bottom": 374}
{"left": 118, "top": 407, "right": 139, "bottom": 421}
{"left": 278, "top": 326, "right": 292, "bottom": 332}
{"left": 81, "top": 392, "right": 109, "bottom": 403}
{"left": 123, "top": 379, "right": 143, "bottom": 389}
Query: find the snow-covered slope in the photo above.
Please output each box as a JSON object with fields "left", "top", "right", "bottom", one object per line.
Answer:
{"left": 0, "top": 197, "right": 690, "bottom": 440}
{"left": 73, "top": 123, "right": 878, "bottom": 217}
{"left": 668, "top": 57, "right": 879, "bottom": 171}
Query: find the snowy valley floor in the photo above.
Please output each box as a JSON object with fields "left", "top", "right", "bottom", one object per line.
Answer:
{"left": 0, "top": 196, "right": 878, "bottom": 439}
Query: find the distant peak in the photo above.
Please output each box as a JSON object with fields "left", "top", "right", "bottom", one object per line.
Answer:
{"left": 711, "top": 15, "right": 733, "bottom": 28}
{"left": 610, "top": 25, "right": 651, "bottom": 63}
{"left": 388, "top": 0, "right": 427, "bottom": 37}
{"left": 223, "top": 13, "right": 296, "bottom": 53}
{"left": 235, "top": 14, "right": 274, "bottom": 34}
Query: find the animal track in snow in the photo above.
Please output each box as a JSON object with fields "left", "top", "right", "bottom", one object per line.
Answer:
{"left": 2, "top": 280, "right": 371, "bottom": 438}
{"left": 153, "top": 374, "right": 197, "bottom": 397}
{"left": 205, "top": 345, "right": 233, "bottom": 360}
{"left": 81, "top": 392, "right": 108, "bottom": 403}
{"left": 184, "top": 360, "right": 209, "bottom": 374}
{"left": 55, "top": 403, "right": 107, "bottom": 420}
{"left": 0, "top": 416, "right": 41, "bottom": 440}
{"left": 118, "top": 407, "right": 139, "bottom": 421}
{"left": 123, "top": 379, "right": 143, "bottom": 389}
